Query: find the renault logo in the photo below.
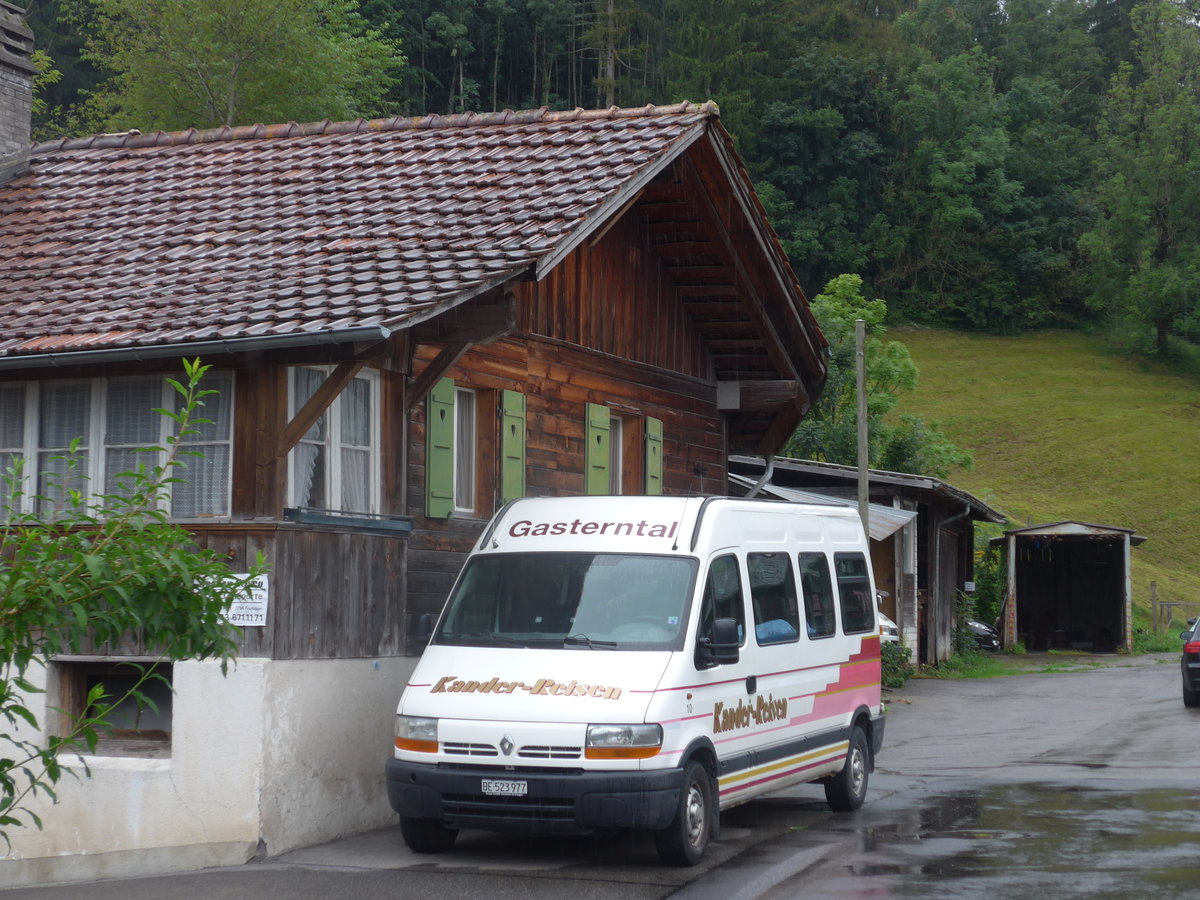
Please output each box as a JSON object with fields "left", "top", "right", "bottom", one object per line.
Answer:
{"left": 500, "top": 734, "right": 515, "bottom": 756}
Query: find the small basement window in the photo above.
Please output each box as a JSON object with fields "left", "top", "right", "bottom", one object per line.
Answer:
{"left": 53, "top": 660, "right": 173, "bottom": 758}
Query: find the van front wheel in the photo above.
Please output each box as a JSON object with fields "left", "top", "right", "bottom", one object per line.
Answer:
{"left": 824, "top": 726, "right": 869, "bottom": 812}
{"left": 655, "top": 760, "right": 713, "bottom": 866}
{"left": 400, "top": 815, "right": 458, "bottom": 853}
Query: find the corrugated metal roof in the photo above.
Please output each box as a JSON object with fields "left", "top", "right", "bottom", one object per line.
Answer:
{"left": 996, "top": 521, "right": 1148, "bottom": 545}
{"left": 728, "top": 472, "right": 918, "bottom": 540}
{"left": 730, "top": 454, "right": 1008, "bottom": 525}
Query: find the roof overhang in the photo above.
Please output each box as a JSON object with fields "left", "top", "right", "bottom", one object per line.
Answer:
{"left": 730, "top": 454, "right": 1008, "bottom": 524}
{"left": 993, "top": 521, "right": 1147, "bottom": 546}
{"left": 0, "top": 325, "right": 395, "bottom": 371}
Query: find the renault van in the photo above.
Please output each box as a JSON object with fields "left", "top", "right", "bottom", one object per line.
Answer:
{"left": 385, "top": 495, "right": 884, "bottom": 865}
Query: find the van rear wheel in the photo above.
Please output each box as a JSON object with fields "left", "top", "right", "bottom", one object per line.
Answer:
{"left": 655, "top": 760, "right": 713, "bottom": 866}
{"left": 399, "top": 815, "right": 458, "bottom": 853}
{"left": 824, "top": 725, "right": 869, "bottom": 812}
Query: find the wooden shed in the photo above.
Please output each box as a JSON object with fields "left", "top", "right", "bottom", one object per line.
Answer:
{"left": 995, "top": 522, "right": 1146, "bottom": 653}
{"left": 729, "top": 456, "right": 1006, "bottom": 664}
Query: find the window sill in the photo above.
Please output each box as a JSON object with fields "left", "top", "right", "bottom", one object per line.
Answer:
{"left": 64, "top": 752, "right": 172, "bottom": 770}
{"left": 283, "top": 507, "right": 413, "bottom": 536}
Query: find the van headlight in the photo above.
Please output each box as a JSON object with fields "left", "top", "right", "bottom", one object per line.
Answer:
{"left": 584, "top": 723, "right": 662, "bottom": 759}
{"left": 395, "top": 715, "right": 439, "bottom": 753}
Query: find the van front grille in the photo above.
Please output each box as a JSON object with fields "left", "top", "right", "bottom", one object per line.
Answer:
{"left": 442, "top": 742, "right": 499, "bottom": 757}
{"left": 518, "top": 744, "right": 581, "bottom": 760}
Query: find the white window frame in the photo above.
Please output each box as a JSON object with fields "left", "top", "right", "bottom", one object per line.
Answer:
{"left": 287, "top": 366, "right": 381, "bottom": 514}
{"left": 453, "top": 387, "right": 477, "bottom": 513}
{"left": 0, "top": 375, "right": 234, "bottom": 520}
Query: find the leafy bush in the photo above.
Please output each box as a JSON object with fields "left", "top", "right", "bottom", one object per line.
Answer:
{"left": 881, "top": 640, "right": 915, "bottom": 688}
{"left": 0, "top": 360, "right": 265, "bottom": 846}
{"left": 953, "top": 590, "right": 979, "bottom": 655}
{"left": 1132, "top": 628, "right": 1183, "bottom": 654}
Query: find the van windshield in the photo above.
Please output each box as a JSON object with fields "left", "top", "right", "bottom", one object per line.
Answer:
{"left": 434, "top": 553, "right": 697, "bottom": 651}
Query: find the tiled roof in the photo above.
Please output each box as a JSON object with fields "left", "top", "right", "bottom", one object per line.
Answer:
{"left": 0, "top": 102, "right": 718, "bottom": 362}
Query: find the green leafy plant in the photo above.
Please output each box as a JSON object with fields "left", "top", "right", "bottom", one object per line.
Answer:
{"left": 881, "top": 640, "right": 915, "bottom": 688}
{"left": 922, "top": 650, "right": 1009, "bottom": 679}
{"left": 0, "top": 359, "right": 264, "bottom": 848}
{"left": 952, "top": 589, "right": 980, "bottom": 656}
{"left": 1132, "top": 628, "right": 1181, "bottom": 654}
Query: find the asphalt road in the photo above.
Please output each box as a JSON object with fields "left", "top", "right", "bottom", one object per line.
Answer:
{"left": 4, "top": 652, "right": 1192, "bottom": 899}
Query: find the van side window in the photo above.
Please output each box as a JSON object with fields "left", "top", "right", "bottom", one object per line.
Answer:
{"left": 749, "top": 553, "right": 799, "bottom": 645}
{"left": 698, "top": 555, "right": 745, "bottom": 647}
{"left": 835, "top": 552, "right": 875, "bottom": 634}
{"left": 798, "top": 552, "right": 836, "bottom": 639}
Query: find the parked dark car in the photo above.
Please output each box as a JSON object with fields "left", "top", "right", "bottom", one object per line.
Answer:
{"left": 1181, "top": 619, "right": 1200, "bottom": 708}
{"left": 967, "top": 619, "right": 1001, "bottom": 653}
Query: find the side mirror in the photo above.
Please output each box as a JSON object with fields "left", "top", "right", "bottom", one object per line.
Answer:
{"left": 696, "top": 617, "right": 741, "bottom": 668}
{"left": 1182, "top": 630, "right": 1192, "bottom": 642}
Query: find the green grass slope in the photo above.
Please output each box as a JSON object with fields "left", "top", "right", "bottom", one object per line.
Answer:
{"left": 894, "top": 328, "right": 1200, "bottom": 610}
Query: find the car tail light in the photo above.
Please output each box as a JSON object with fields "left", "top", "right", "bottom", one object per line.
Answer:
{"left": 1185, "top": 640, "right": 1200, "bottom": 655}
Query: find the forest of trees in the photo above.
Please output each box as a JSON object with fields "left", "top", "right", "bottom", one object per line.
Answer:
{"left": 25, "top": 0, "right": 1200, "bottom": 348}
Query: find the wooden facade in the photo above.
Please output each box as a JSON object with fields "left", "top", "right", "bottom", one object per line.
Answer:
{"left": 404, "top": 219, "right": 739, "bottom": 631}
{"left": 10, "top": 161, "right": 819, "bottom": 667}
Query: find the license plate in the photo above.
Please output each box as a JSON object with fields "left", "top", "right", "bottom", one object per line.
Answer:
{"left": 481, "top": 778, "right": 528, "bottom": 796}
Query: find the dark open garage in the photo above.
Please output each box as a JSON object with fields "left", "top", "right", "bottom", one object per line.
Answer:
{"left": 996, "top": 522, "right": 1146, "bottom": 653}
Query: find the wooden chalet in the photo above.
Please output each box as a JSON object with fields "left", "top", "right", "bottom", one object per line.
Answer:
{"left": 0, "top": 5, "right": 827, "bottom": 884}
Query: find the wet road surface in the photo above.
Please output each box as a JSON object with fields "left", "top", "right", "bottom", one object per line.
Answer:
{"left": 683, "top": 652, "right": 1199, "bottom": 899}
{"left": 4, "top": 653, "right": 1194, "bottom": 898}
{"left": 691, "top": 780, "right": 1200, "bottom": 900}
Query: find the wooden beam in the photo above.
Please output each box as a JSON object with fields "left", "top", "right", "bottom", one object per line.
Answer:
{"left": 717, "top": 380, "right": 805, "bottom": 411}
{"left": 588, "top": 190, "right": 644, "bottom": 246}
{"left": 677, "top": 285, "right": 737, "bottom": 297}
{"left": 410, "top": 294, "right": 515, "bottom": 345}
{"left": 405, "top": 342, "right": 471, "bottom": 413}
{"left": 274, "top": 359, "right": 365, "bottom": 460}
{"left": 680, "top": 154, "right": 799, "bottom": 382}
{"left": 269, "top": 339, "right": 392, "bottom": 461}
{"left": 758, "top": 406, "right": 803, "bottom": 455}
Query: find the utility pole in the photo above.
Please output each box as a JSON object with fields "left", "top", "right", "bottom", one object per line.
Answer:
{"left": 856, "top": 318, "right": 869, "bottom": 537}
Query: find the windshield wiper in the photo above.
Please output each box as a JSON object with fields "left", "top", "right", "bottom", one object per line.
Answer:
{"left": 563, "top": 633, "right": 618, "bottom": 650}
{"left": 442, "top": 632, "right": 524, "bottom": 647}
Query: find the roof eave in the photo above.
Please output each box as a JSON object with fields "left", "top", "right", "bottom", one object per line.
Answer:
{"left": 0, "top": 325, "right": 394, "bottom": 371}
{"left": 729, "top": 454, "right": 1007, "bottom": 524}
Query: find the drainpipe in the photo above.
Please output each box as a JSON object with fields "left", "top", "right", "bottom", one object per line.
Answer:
{"left": 745, "top": 455, "right": 774, "bottom": 499}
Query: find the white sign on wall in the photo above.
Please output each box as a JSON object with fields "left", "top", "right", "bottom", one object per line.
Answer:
{"left": 224, "top": 574, "right": 270, "bottom": 627}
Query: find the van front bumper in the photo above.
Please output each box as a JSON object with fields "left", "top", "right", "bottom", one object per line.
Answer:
{"left": 385, "top": 757, "right": 684, "bottom": 833}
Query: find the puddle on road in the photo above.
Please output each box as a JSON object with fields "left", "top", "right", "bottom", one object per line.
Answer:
{"left": 796, "top": 785, "right": 1200, "bottom": 899}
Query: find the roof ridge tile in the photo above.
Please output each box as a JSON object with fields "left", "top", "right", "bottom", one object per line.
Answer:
{"left": 30, "top": 102, "right": 718, "bottom": 156}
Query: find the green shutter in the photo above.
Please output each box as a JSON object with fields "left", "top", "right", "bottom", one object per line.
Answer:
{"left": 645, "top": 416, "right": 663, "bottom": 495}
{"left": 500, "top": 390, "right": 526, "bottom": 503}
{"left": 426, "top": 377, "right": 456, "bottom": 518}
{"left": 584, "top": 402, "right": 611, "bottom": 495}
